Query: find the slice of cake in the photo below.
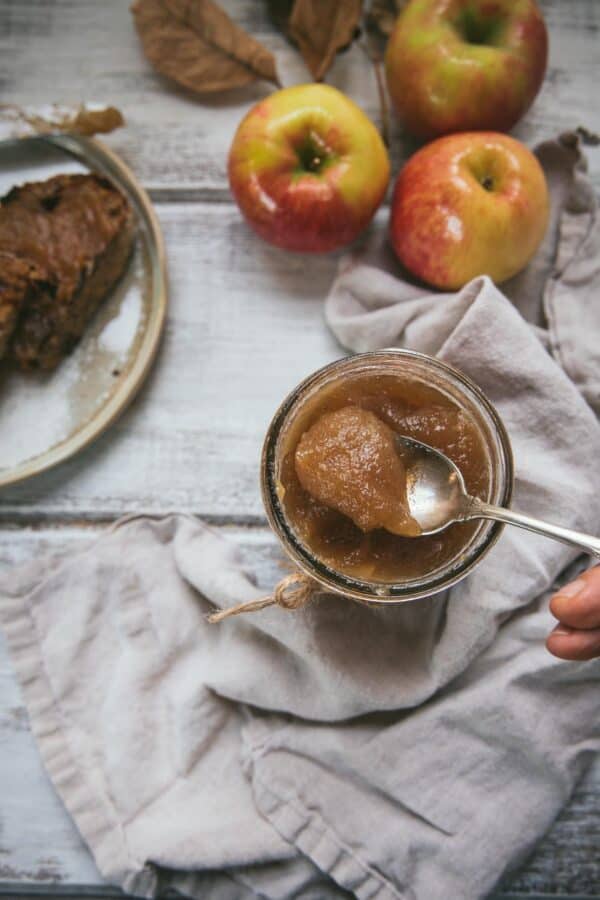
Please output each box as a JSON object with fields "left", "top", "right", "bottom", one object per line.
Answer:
{"left": 0, "top": 253, "right": 48, "bottom": 360}
{"left": 0, "top": 173, "right": 135, "bottom": 370}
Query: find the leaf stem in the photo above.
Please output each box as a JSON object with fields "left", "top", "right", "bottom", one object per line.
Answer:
{"left": 361, "top": 37, "right": 390, "bottom": 148}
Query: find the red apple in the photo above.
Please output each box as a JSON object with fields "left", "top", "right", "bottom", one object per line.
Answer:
{"left": 385, "top": 0, "right": 548, "bottom": 138}
{"left": 389, "top": 132, "right": 549, "bottom": 289}
{"left": 228, "top": 84, "right": 390, "bottom": 253}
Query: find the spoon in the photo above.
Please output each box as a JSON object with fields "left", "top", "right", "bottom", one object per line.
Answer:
{"left": 397, "top": 435, "right": 600, "bottom": 558}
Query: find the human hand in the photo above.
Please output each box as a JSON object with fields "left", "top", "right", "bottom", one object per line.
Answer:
{"left": 546, "top": 565, "right": 600, "bottom": 660}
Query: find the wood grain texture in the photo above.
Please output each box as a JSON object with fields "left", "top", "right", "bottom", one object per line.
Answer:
{"left": 0, "top": 161, "right": 597, "bottom": 519}
{"left": 0, "top": 0, "right": 598, "bottom": 192}
{"left": 1, "top": 893, "right": 599, "bottom": 900}
{"left": 0, "top": 526, "right": 599, "bottom": 898}
{"left": 0, "top": 200, "right": 343, "bottom": 518}
{"left": 0, "top": 1, "right": 598, "bottom": 519}
{"left": 0, "top": 0, "right": 599, "bottom": 897}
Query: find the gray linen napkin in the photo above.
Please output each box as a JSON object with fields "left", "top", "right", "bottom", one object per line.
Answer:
{"left": 1, "top": 133, "right": 600, "bottom": 900}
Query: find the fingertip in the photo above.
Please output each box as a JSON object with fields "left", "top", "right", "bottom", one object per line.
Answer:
{"left": 549, "top": 593, "right": 564, "bottom": 620}
{"left": 550, "top": 572, "right": 600, "bottom": 630}
{"left": 546, "top": 624, "right": 571, "bottom": 658}
{"left": 546, "top": 625, "right": 600, "bottom": 661}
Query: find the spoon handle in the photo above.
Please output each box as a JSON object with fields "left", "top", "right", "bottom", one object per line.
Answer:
{"left": 467, "top": 499, "right": 600, "bottom": 559}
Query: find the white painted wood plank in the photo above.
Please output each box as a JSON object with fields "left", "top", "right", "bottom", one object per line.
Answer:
{"left": 0, "top": 626, "right": 102, "bottom": 885}
{"left": 0, "top": 525, "right": 598, "bottom": 896}
{"left": 0, "top": 200, "right": 343, "bottom": 518}
{"left": 3, "top": 136, "right": 599, "bottom": 521}
{"left": 0, "top": 0, "right": 598, "bottom": 191}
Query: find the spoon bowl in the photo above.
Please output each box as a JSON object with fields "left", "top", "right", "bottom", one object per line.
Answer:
{"left": 397, "top": 435, "right": 600, "bottom": 558}
{"left": 396, "top": 435, "right": 470, "bottom": 535}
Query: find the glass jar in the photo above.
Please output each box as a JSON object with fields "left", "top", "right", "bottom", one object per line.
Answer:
{"left": 261, "top": 349, "right": 514, "bottom": 604}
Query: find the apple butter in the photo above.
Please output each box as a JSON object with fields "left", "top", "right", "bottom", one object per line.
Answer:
{"left": 277, "top": 372, "right": 490, "bottom": 583}
{"left": 295, "top": 406, "right": 420, "bottom": 537}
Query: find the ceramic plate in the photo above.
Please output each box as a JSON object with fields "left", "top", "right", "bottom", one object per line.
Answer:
{"left": 0, "top": 134, "right": 167, "bottom": 488}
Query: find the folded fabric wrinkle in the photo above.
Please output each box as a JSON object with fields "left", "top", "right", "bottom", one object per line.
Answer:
{"left": 1, "top": 133, "right": 599, "bottom": 900}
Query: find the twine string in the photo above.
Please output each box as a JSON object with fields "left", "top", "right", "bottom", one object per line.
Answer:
{"left": 207, "top": 571, "right": 317, "bottom": 624}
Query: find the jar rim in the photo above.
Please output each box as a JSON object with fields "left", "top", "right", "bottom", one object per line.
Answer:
{"left": 261, "top": 349, "right": 514, "bottom": 604}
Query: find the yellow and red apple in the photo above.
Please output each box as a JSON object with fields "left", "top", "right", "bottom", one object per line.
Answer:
{"left": 390, "top": 132, "right": 549, "bottom": 289}
{"left": 385, "top": 0, "right": 548, "bottom": 138}
{"left": 228, "top": 84, "right": 390, "bottom": 253}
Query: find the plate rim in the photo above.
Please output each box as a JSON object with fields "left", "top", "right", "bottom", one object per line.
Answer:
{"left": 0, "top": 134, "right": 168, "bottom": 489}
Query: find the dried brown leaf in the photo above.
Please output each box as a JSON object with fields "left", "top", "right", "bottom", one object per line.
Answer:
{"left": 131, "top": 0, "right": 280, "bottom": 95}
{"left": 0, "top": 103, "right": 124, "bottom": 139}
{"left": 267, "top": 0, "right": 295, "bottom": 33}
{"left": 70, "top": 106, "right": 125, "bottom": 135}
{"left": 575, "top": 125, "right": 600, "bottom": 146}
{"left": 365, "top": 0, "right": 406, "bottom": 38}
{"left": 283, "top": 0, "right": 364, "bottom": 82}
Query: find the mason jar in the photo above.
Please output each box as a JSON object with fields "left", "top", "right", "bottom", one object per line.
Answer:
{"left": 261, "top": 349, "right": 514, "bottom": 604}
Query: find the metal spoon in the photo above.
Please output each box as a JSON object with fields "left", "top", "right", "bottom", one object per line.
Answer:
{"left": 397, "top": 436, "right": 600, "bottom": 558}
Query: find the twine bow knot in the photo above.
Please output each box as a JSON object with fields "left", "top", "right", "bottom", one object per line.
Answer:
{"left": 207, "top": 571, "right": 318, "bottom": 623}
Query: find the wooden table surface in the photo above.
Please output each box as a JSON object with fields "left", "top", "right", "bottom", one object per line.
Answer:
{"left": 0, "top": 1, "right": 599, "bottom": 898}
